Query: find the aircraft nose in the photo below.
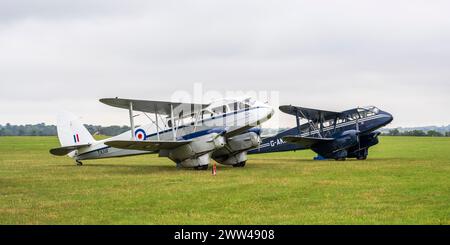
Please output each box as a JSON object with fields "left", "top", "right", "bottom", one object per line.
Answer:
{"left": 383, "top": 111, "right": 394, "bottom": 124}
{"left": 259, "top": 105, "right": 274, "bottom": 123}
{"left": 269, "top": 106, "right": 275, "bottom": 116}
{"left": 266, "top": 106, "right": 275, "bottom": 119}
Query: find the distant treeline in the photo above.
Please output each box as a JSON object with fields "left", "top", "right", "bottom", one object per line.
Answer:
{"left": 1, "top": 123, "right": 450, "bottom": 137}
{"left": 383, "top": 129, "right": 450, "bottom": 137}
{"left": 0, "top": 123, "right": 130, "bottom": 136}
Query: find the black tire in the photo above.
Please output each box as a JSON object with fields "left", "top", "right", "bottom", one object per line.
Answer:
{"left": 194, "top": 165, "right": 208, "bottom": 170}
{"left": 357, "top": 156, "right": 367, "bottom": 160}
{"left": 233, "top": 161, "right": 246, "bottom": 167}
{"left": 76, "top": 161, "right": 83, "bottom": 166}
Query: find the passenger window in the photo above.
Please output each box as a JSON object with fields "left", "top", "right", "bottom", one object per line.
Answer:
{"left": 228, "top": 103, "right": 239, "bottom": 112}
{"left": 201, "top": 110, "right": 213, "bottom": 120}
{"left": 211, "top": 106, "right": 226, "bottom": 115}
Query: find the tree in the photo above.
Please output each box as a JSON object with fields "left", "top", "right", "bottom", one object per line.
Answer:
{"left": 388, "top": 129, "right": 400, "bottom": 136}
{"left": 402, "top": 130, "right": 426, "bottom": 136}
{"left": 426, "top": 130, "right": 443, "bottom": 137}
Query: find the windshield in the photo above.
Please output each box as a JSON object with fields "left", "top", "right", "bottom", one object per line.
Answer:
{"left": 358, "top": 106, "right": 380, "bottom": 118}
{"left": 205, "top": 98, "right": 255, "bottom": 113}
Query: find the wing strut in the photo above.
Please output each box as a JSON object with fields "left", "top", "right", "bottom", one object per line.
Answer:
{"left": 155, "top": 104, "right": 160, "bottom": 140}
{"left": 170, "top": 103, "right": 176, "bottom": 140}
{"left": 295, "top": 106, "right": 301, "bottom": 135}
{"left": 129, "top": 101, "right": 135, "bottom": 140}
{"left": 296, "top": 107, "right": 321, "bottom": 138}
{"left": 319, "top": 112, "right": 324, "bottom": 138}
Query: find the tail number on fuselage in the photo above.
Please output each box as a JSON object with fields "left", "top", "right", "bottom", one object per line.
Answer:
{"left": 97, "top": 148, "right": 109, "bottom": 156}
{"left": 270, "top": 138, "right": 285, "bottom": 147}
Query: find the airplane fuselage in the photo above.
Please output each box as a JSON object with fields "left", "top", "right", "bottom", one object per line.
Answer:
{"left": 250, "top": 110, "right": 393, "bottom": 154}
{"left": 75, "top": 103, "right": 274, "bottom": 162}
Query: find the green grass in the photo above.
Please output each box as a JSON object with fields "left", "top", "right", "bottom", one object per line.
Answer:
{"left": 0, "top": 136, "right": 449, "bottom": 224}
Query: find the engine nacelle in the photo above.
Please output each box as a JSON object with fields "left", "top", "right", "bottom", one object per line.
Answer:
{"left": 227, "top": 131, "right": 261, "bottom": 152}
{"left": 312, "top": 130, "right": 358, "bottom": 159}
{"left": 177, "top": 153, "right": 212, "bottom": 168}
{"left": 360, "top": 131, "right": 380, "bottom": 148}
{"left": 347, "top": 131, "right": 380, "bottom": 159}
{"left": 213, "top": 131, "right": 261, "bottom": 165}
{"left": 219, "top": 151, "right": 248, "bottom": 166}
{"left": 159, "top": 132, "right": 226, "bottom": 167}
{"left": 334, "top": 130, "right": 359, "bottom": 149}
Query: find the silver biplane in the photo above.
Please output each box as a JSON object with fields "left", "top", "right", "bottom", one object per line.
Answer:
{"left": 50, "top": 97, "right": 274, "bottom": 169}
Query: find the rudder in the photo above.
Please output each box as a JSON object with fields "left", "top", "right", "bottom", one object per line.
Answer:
{"left": 56, "top": 111, "right": 96, "bottom": 147}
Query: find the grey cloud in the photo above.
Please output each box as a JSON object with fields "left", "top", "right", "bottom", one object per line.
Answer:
{"left": 1, "top": 0, "right": 449, "bottom": 127}
{"left": 0, "top": 0, "right": 155, "bottom": 21}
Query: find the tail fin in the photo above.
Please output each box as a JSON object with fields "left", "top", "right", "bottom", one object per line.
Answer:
{"left": 56, "top": 111, "right": 96, "bottom": 147}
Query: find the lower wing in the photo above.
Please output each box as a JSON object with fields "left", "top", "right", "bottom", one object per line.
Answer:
{"left": 104, "top": 140, "right": 192, "bottom": 151}
{"left": 282, "top": 136, "right": 334, "bottom": 148}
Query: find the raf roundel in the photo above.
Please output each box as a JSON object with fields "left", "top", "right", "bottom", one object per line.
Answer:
{"left": 134, "top": 129, "right": 147, "bottom": 141}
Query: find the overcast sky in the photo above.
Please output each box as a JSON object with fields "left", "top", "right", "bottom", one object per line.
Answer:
{"left": 1, "top": 0, "right": 449, "bottom": 128}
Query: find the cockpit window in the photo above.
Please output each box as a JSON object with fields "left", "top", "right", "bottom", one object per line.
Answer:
{"left": 232, "top": 101, "right": 250, "bottom": 110}
{"left": 367, "top": 106, "right": 379, "bottom": 116}
{"left": 242, "top": 103, "right": 250, "bottom": 109}
{"left": 372, "top": 107, "right": 380, "bottom": 114}
{"left": 243, "top": 98, "right": 255, "bottom": 108}
{"left": 203, "top": 98, "right": 255, "bottom": 116}
{"left": 358, "top": 106, "right": 379, "bottom": 118}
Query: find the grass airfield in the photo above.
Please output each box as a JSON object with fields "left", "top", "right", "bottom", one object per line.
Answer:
{"left": 0, "top": 136, "right": 449, "bottom": 224}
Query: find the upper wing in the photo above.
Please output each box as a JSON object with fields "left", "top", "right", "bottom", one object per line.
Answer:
{"left": 282, "top": 135, "right": 334, "bottom": 148}
{"left": 104, "top": 140, "right": 192, "bottom": 151}
{"left": 279, "top": 105, "right": 342, "bottom": 121}
{"left": 100, "top": 98, "right": 209, "bottom": 115}
{"left": 50, "top": 144, "right": 91, "bottom": 156}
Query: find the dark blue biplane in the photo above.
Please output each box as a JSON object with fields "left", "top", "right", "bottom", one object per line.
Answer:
{"left": 250, "top": 105, "right": 393, "bottom": 160}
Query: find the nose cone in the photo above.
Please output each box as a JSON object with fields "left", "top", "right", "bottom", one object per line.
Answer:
{"left": 268, "top": 106, "right": 275, "bottom": 119}
{"left": 258, "top": 105, "right": 275, "bottom": 124}
{"left": 265, "top": 106, "right": 275, "bottom": 121}
{"left": 381, "top": 111, "right": 394, "bottom": 125}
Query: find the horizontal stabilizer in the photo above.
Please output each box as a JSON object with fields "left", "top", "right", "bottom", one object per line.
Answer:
{"left": 105, "top": 140, "right": 192, "bottom": 152}
{"left": 49, "top": 144, "right": 91, "bottom": 156}
{"left": 282, "top": 135, "right": 334, "bottom": 148}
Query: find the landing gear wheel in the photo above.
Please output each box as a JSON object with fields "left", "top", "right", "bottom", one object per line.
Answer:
{"left": 233, "top": 161, "right": 246, "bottom": 167}
{"left": 357, "top": 149, "right": 368, "bottom": 160}
{"left": 194, "top": 165, "right": 208, "bottom": 171}
{"left": 76, "top": 160, "right": 83, "bottom": 166}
